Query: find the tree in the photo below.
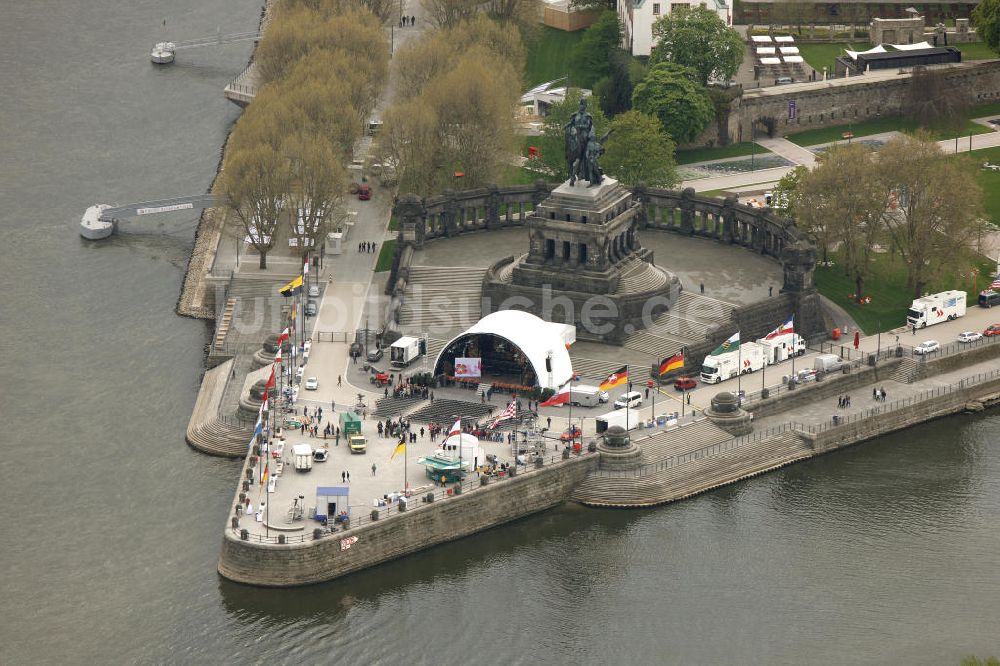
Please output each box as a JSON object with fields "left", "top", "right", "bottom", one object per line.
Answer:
{"left": 631, "top": 63, "right": 714, "bottom": 145}
{"left": 906, "top": 66, "right": 970, "bottom": 135}
{"left": 794, "top": 145, "right": 886, "bottom": 300}
{"left": 878, "top": 134, "right": 983, "bottom": 297}
{"left": 593, "top": 51, "right": 634, "bottom": 117}
{"left": 649, "top": 6, "right": 744, "bottom": 86}
{"left": 533, "top": 89, "right": 608, "bottom": 181}
{"left": 601, "top": 111, "right": 677, "bottom": 187}
{"left": 571, "top": 10, "right": 622, "bottom": 88}
{"left": 282, "top": 132, "right": 349, "bottom": 257}
{"left": 973, "top": 0, "right": 1000, "bottom": 55}
{"left": 769, "top": 165, "right": 806, "bottom": 219}
{"left": 421, "top": 0, "right": 479, "bottom": 27}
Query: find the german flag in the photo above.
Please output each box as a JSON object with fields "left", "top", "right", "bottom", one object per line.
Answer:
{"left": 279, "top": 275, "right": 303, "bottom": 297}
{"left": 659, "top": 352, "right": 684, "bottom": 376}
{"left": 599, "top": 366, "right": 629, "bottom": 391}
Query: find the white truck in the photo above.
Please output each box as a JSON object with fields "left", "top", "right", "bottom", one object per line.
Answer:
{"left": 907, "top": 290, "right": 966, "bottom": 329}
{"left": 757, "top": 332, "right": 805, "bottom": 364}
{"left": 569, "top": 385, "right": 605, "bottom": 407}
{"left": 701, "top": 341, "right": 768, "bottom": 384}
{"left": 390, "top": 336, "right": 423, "bottom": 368}
{"left": 292, "top": 443, "right": 313, "bottom": 472}
{"left": 595, "top": 408, "right": 640, "bottom": 434}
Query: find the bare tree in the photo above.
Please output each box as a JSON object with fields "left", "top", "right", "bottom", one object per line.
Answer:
{"left": 906, "top": 66, "right": 971, "bottom": 135}
{"left": 282, "top": 133, "right": 348, "bottom": 258}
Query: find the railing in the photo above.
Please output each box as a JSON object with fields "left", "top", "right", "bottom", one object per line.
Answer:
{"left": 592, "top": 365, "right": 1000, "bottom": 479}
{"left": 229, "top": 449, "right": 597, "bottom": 544}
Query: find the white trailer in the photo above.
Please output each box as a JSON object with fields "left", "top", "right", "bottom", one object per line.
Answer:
{"left": 390, "top": 336, "right": 422, "bottom": 367}
{"left": 595, "top": 408, "right": 640, "bottom": 434}
{"left": 292, "top": 443, "right": 313, "bottom": 472}
{"left": 757, "top": 333, "right": 805, "bottom": 364}
{"left": 569, "top": 385, "right": 603, "bottom": 407}
{"left": 700, "top": 341, "right": 767, "bottom": 384}
{"left": 907, "top": 290, "right": 966, "bottom": 329}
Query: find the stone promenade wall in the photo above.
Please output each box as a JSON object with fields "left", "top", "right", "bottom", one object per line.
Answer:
{"left": 727, "top": 59, "right": 1000, "bottom": 143}
{"left": 218, "top": 453, "right": 597, "bottom": 587}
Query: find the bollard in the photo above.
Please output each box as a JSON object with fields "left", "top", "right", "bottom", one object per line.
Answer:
{"left": 240, "top": 529, "right": 249, "bottom": 541}
{"left": 454, "top": 484, "right": 463, "bottom": 495}
{"left": 341, "top": 517, "right": 350, "bottom": 529}
{"left": 481, "top": 475, "right": 490, "bottom": 486}
{"left": 242, "top": 481, "right": 250, "bottom": 492}
{"left": 370, "top": 509, "right": 380, "bottom": 521}
{"left": 231, "top": 516, "right": 239, "bottom": 528}
{"left": 278, "top": 534, "right": 286, "bottom": 544}
{"left": 508, "top": 465, "right": 517, "bottom": 477}
{"left": 426, "top": 492, "right": 435, "bottom": 503}
{"left": 562, "top": 448, "right": 570, "bottom": 460}
{"left": 314, "top": 528, "right": 324, "bottom": 540}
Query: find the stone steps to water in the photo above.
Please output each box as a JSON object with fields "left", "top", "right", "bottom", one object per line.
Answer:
{"left": 186, "top": 359, "right": 254, "bottom": 458}
{"left": 572, "top": 430, "right": 808, "bottom": 507}
{"left": 213, "top": 298, "right": 237, "bottom": 350}
{"left": 635, "top": 419, "right": 731, "bottom": 465}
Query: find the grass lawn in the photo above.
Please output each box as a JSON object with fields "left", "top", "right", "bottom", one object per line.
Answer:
{"left": 796, "top": 42, "right": 869, "bottom": 74}
{"left": 815, "top": 250, "right": 994, "bottom": 334}
{"left": 973, "top": 145, "right": 1000, "bottom": 226}
{"left": 786, "top": 114, "right": 994, "bottom": 147}
{"left": 496, "top": 163, "right": 548, "bottom": 186}
{"left": 955, "top": 41, "right": 1000, "bottom": 61}
{"left": 675, "top": 142, "right": 773, "bottom": 164}
{"left": 374, "top": 238, "right": 396, "bottom": 272}
{"left": 524, "top": 27, "right": 583, "bottom": 87}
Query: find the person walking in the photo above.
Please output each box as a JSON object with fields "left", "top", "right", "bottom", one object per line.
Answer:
{"left": 346, "top": 471, "right": 351, "bottom": 482}
{"left": 700, "top": 282, "right": 705, "bottom": 294}
{"left": 371, "top": 463, "right": 377, "bottom": 476}
{"left": 341, "top": 471, "right": 346, "bottom": 482}
{"left": 337, "top": 375, "right": 342, "bottom": 386}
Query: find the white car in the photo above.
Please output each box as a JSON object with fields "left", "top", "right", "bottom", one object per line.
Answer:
{"left": 599, "top": 390, "right": 609, "bottom": 403}
{"left": 958, "top": 331, "right": 982, "bottom": 343}
{"left": 308, "top": 284, "right": 320, "bottom": 298}
{"left": 614, "top": 391, "right": 643, "bottom": 410}
{"left": 304, "top": 376, "right": 319, "bottom": 390}
{"left": 914, "top": 340, "right": 940, "bottom": 355}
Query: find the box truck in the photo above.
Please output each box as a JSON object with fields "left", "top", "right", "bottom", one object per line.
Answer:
{"left": 569, "top": 385, "right": 605, "bottom": 407}
{"left": 595, "top": 408, "right": 640, "bottom": 434}
{"left": 907, "top": 290, "right": 966, "bottom": 329}
{"left": 390, "top": 335, "right": 423, "bottom": 367}
{"left": 339, "top": 411, "right": 362, "bottom": 436}
{"left": 700, "top": 341, "right": 768, "bottom": 384}
{"left": 292, "top": 443, "right": 313, "bottom": 472}
{"left": 757, "top": 332, "right": 805, "bottom": 364}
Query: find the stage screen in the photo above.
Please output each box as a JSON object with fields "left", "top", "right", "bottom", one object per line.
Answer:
{"left": 454, "top": 357, "right": 482, "bottom": 378}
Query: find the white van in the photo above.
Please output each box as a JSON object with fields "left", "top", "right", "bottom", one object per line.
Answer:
{"left": 614, "top": 391, "right": 642, "bottom": 410}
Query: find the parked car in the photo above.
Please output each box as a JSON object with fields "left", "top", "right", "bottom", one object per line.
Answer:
{"left": 775, "top": 76, "right": 794, "bottom": 85}
{"left": 366, "top": 347, "right": 384, "bottom": 362}
{"left": 958, "top": 331, "right": 982, "bottom": 343}
{"left": 304, "top": 376, "right": 319, "bottom": 390}
{"left": 305, "top": 300, "right": 317, "bottom": 317}
{"left": 673, "top": 376, "right": 698, "bottom": 391}
{"left": 357, "top": 183, "right": 372, "bottom": 200}
{"left": 614, "top": 391, "right": 643, "bottom": 409}
{"left": 312, "top": 447, "right": 328, "bottom": 462}
{"left": 598, "top": 390, "right": 609, "bottom": 403}
{"left": 559, "top": 425, "right": 582, "bottom": 442}
{"left": 914, "top": 340, "right": 940, "bottom": 355}
{"left": 985, "top": 324, "right": 1000, "bottom": 337}
{"left": 308, "top": 284, "right": 320, "bottom": 298}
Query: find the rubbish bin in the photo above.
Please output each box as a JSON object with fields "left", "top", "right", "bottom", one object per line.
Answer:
{"left": 833, "top": 415, "right": 840, "bottom": 425}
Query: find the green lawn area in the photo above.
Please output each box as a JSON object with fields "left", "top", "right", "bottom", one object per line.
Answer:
{"left": 675, "top": 142, "right": 773, "bottom": 164}
{"left": 796, "top": 42, "right": 869, "bottom": 74}
{"left": 496, "top": 163, "right": 548, "bottom": 186}
{"left": 796, "top": 41, "right": 998, "bottom": 74}
{"left": 786, "top": 113, "right": 994, "bottom": 147}
{"left": 374, "top": 238, "right": 396, "bottom": 272}
{"left": 524, "top": 27, "right": 583, "bottom": 87}
{"left": 955, "top": 41, "right": 1000, "bottom": 61}
{"left": 815, "top": 250, "right": 994, "bottom": 334}
{"left": 973, "top": 146, "right": 1000, "bottom": 226}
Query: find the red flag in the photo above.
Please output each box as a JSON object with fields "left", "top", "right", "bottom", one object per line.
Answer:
{"left": 264, "top": 367, "right": 275, "bottom": 391}
{"left": 540, "top": 382, "right": 571, "bottom": 407}
{"left": 277, "top": 327, "right": 290, "bottom": 344}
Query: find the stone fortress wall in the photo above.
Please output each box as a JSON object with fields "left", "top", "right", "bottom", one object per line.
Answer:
{"left": 726, "top": 59, "right": 1000, "bottom": 143}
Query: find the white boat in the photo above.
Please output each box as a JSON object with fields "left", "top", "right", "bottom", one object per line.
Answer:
{"left": 150, "top": 42, "right": 175, "bottom": 64}
{"left": 79, "top": 204, "right": 114, "bottom": 240}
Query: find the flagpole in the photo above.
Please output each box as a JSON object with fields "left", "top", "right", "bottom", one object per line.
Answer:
{"left": 568, "top": 376, "right": 573, "bottom": 446}
{"left": 737, "top": 336, "right": 742, "bottom": 396}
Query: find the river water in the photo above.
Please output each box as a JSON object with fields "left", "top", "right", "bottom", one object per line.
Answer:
{"left": 1, "top": 2, "right": 998, "bottom": 664}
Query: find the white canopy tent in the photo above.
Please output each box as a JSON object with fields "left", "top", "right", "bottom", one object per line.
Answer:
{"left": 846, "top": 44, "right": 887, "bottom": 60}
{"left": 891, "top": 40, "right": 934, "bottom": 50}
{"left": 433, "top": 310, "right": 576, "bottom": 389}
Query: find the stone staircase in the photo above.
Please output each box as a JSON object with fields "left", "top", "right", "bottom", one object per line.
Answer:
{"left": 408, "top": 399, "right": 496, "bottom": 424}
{"left": 213, "top": 298, "right": 236, "bottom": 350}
{"left": 397, "top": 266, "right": 486, "bottom": 331}
{"left": 887, "top": 357, "right": 920, "bottom": 384}
{"left": 373, "top": 394, "right": 426, "bottom": 417}
{"left": 571, "top": 429, "right": 809, "bottom": 507}
{"left": 635, "top": 419, "right": 731, "bottom": 465}
{"left": 622, "top": 291, "right": 736, "bottom": 362}
{"left": 186, "top": 359, "right": 254, "bottom": 458}
{"left": 615, "top": 258, "right": 670, "bottom": 295}
{"left": 567, "top": 356, "right": 649, "bottom": 385}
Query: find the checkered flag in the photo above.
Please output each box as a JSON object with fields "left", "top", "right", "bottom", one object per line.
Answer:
{"left": 489, "top": 398, "right": 517, "bottom": 429}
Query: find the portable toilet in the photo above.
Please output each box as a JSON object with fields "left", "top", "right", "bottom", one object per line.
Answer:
{"left": 315, "top": 486, "right": 350, "bottom": 522}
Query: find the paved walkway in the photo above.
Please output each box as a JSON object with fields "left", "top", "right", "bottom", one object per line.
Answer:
{"left": 755, "top": 136, "right": 817, "bottom": 168}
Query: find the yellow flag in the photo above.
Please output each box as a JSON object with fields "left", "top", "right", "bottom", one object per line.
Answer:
{"left": 390, "top": 441, "right": 406, "bottom": 461}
